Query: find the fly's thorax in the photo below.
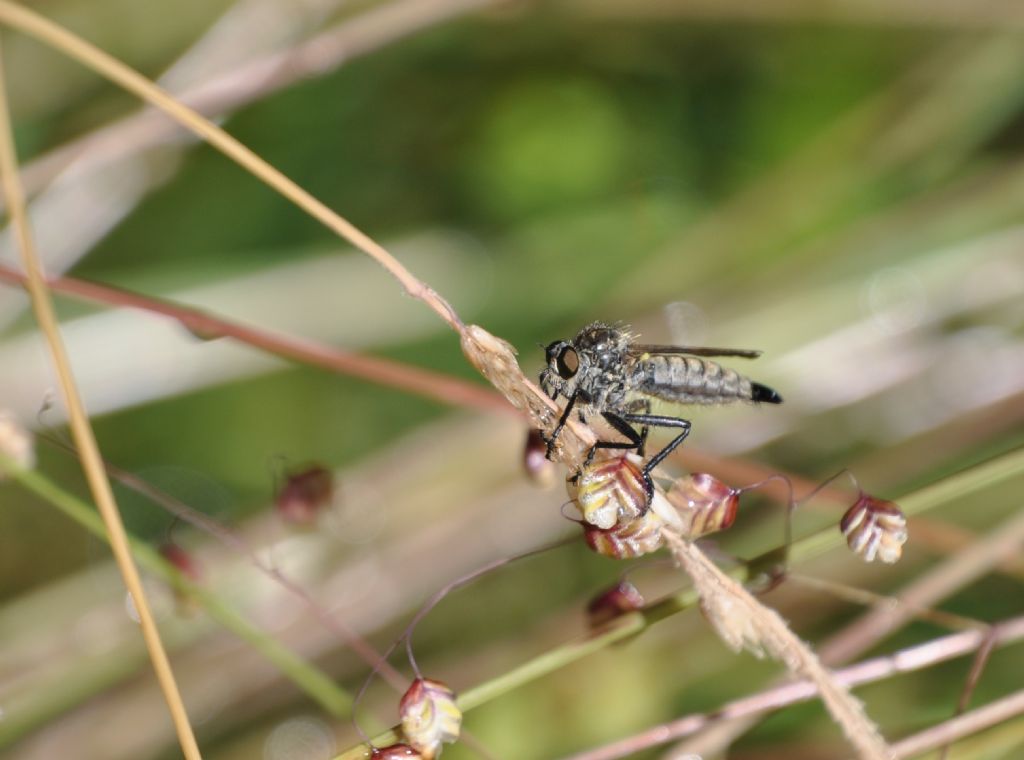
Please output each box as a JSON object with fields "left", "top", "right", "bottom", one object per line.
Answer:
{"left": 636, "top": 354, "right": 753, "bottom": 404}
{"left": 574, "top": 359, "right": 630, "bottom": 412}
{"left": 564, "top": 325, "right": 631, "bottom": 411}
{"left": 573, "top": 323, "right": 631, "bottom": 357}
{"left": 573, "top": 324, "right": 633, "bottom": 371}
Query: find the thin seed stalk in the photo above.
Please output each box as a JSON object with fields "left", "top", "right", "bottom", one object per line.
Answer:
{"left": 0, "top": 455, "right": 352, "bottom": 733}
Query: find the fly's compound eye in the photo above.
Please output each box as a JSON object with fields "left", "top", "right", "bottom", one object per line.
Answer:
{"left": 556, "top": 346, "right": 579, "bottom": 379}
{"left": 544, "top": 340, "right": 564, "bottom": 364}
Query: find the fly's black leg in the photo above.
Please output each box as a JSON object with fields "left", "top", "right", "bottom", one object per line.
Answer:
{"left": 621, "top": 413, "right": 691, "bottom": 490}
{"left": 586, "top": 411, "right": 644, "bottom": 460}
{"left": 584, "top": 412, "right": 656, "bottom": 503}
{"left": 543, "top": 391, "right": 578, "bottom": 460}
{"left": 629, "top": 399, "right": 652, "bottom": 457}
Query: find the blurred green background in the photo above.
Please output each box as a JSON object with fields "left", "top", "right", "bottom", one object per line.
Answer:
{"left": 2, "top": 1, "right": 1023, "bottom": 758}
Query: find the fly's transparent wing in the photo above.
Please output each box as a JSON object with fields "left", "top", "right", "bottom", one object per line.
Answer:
{"left": 628, "top": 344, "right": 763, "bottom": 359}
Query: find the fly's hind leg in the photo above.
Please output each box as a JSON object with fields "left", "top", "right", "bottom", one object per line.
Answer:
{"left": 588, "top": 412, "right": 645, "bottom": 461}
{"left": 619, "top": 413, "right": 692, "bottom": 498}
{"left": 588, "top": 412, "right": 655, "bottom": 504}
{"left": 626, "top": 399, "right": 652, "bottom": 457}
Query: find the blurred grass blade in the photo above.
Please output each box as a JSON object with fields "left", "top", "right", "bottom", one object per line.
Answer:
{"left": 0, "top": 453, "right": 351, "bottom": 748}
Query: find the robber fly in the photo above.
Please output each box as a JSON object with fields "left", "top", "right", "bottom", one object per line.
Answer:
{"left": 540, "top": 322, "right": 782, "bottom": 502}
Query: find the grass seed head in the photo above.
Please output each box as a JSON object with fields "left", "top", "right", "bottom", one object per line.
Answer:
{"left": 567, "top": 454, "right": 648, "bottom": 529}
{"left": 399, "top": 678, "right": 462, "bottom": 759}
{"left": 840, "top": 494, "right": 908, "bottom": 564}
{"left": 275, "top": 464, "right": 335, "bottom": 524}
{"left": 666, "top": 472, "right": 740, "bottom": 540}
{"left": 586, "top": 581, "right": 645, "bottom": 627}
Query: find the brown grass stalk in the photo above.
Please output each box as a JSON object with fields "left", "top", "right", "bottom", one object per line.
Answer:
{"left": 0, "top": 263, "right": 514, "bottom": 416}
{"left": 0, "top": 1, "right": 590, "bottom": 455}
{"left": 0, "top": 0, "right": 459, "bottom": 331}
{"left": 0, "top": 36, "right": 201, "bottom": 760}
{"left": 0, "top": 2, "right": 604, "bottom": 465}
{"left": 9, "top": 0, "right": 497, "bottom": 209}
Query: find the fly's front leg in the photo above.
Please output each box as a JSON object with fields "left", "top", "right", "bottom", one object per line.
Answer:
{"left": 544, "top": 391, "right": 578, "bottom": 460}
{"left": 621, "top": 413, "right": 692, "bottom": 497}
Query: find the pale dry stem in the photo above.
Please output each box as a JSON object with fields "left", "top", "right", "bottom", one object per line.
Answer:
{"left": 820, "top": 501, "right": 1024, "bottom": 665}
{"left": 561, "top": 615, "right": 1024, "bottom": 760}
{"left": 891, "top": 688, "right": 1024, "bottom": 758}
{"left": 663, "top": 530, "right": 893, "bottom": 760}
{"left": 0, "top": 35, "right": 202, "bottom": 760}
{"left": 10, "top": 0, "right": 497, "bottom": 207}
{"left": 460, "top": 324, "right": 595, "bottom": 469}
{"left": 0, "top": 263, "right": 513, "bottom": 416}
{"left": 0, "top": 1, "right": 458, "bottom": 331}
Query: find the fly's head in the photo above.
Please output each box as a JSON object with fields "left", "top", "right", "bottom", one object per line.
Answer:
{"left": 541, "top": 323, "right": 632, "bottom": 404}
{"left": 540, "top": 338, "right": 583, "bottom": 401}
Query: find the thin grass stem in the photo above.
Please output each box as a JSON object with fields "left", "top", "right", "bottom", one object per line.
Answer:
{"left": 561, "top": 615, "right": 1024, "bottom": 760}
{"left": 0, "top": 264, "right": 514, "bottom": 415}
{"left": 0, "top": 41, "right": 203, "bottom": 759}
{"left": 0, "top": 0, "right": 461, "bottom": 331}
{"left": 0, "top": 454, "right": 352, "bottom": 738}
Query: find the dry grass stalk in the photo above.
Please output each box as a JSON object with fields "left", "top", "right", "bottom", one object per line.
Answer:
{"left": 460, "top": 324, "right": 595, "bottom": 469}
{"left": 564, "top": 616, "right": 1024, "bottom": 760}
{"left": 0, "top": 38, "right": 203, "bottom": 760}
{"left": 9, "top": 0, "right": 497, "bottom": 209}
{"left": 891, "top": 688, "right": 1024, "bottom": 758}
{"left": 0, "top": 262, "right": 513, "bottom": 415}
{"left": 663, "top": 530, "right": 894, "bottom": 760}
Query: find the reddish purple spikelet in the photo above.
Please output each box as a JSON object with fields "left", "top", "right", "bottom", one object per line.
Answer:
{"left": 399, "top": 678, "right": 462, "bottom": 759}
{"left": 568, "top": 454, "right": 648, "bottom": 529}
{"left": 841, "top": 494, "right": 907, "bottom": 563}
{"left": 583, "top": 509, "right": 665, "bottom": 559}
{"left": 158, "top": 542, "right": 202, "bottom": 615}
{"left": 666, "top": 472, "right": 739, "bottom": 539}
{"left": 586, "top": 581, "right": 645, "bottom": 627}
{"left": 158, "top": 542, "right": 202, "bottom": 582}
{"left": 373, "top": 745, "right": 424, "bottom": 759}
{"left": 523, "top": 428, "right": 556, "bottom": 487}
{"left": 276, "top": 464, "right": 334, "bottom": 524}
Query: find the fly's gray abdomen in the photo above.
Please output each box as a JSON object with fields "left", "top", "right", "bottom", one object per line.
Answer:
{"left": 637, "top": 355, "right": 757, "bottom": 405}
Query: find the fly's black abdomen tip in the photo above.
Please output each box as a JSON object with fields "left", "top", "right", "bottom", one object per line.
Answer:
{"left": 751, "top": 382, "right": 783, "bottom": 404}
